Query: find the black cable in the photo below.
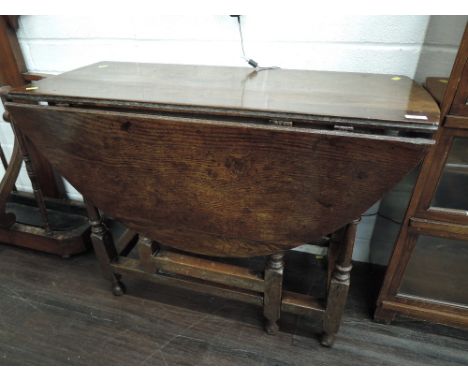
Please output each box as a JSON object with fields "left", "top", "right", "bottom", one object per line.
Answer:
{"left": 230, "top": 15, "right": 278, "bottom": 71}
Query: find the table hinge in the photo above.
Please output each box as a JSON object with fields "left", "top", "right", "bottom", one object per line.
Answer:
{"left": 270, "top": 119, "right": 293, "bottom": 127}
{"left": 333, "top": 124, "right": 354, "bottom": 132}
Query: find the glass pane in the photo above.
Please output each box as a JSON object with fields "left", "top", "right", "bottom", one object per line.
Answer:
{"left": 431, "top": 137, "right": 468, "bottom": 211}
{"left": 399, "top": 235, "right": 468, "bottom": 307}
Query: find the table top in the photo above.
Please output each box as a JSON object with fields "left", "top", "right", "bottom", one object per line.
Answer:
{"left": 10, "top": 61, "right": 440, "bottom": 129}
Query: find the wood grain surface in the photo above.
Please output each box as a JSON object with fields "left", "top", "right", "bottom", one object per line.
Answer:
{"left": 7, "top": 103, "right": 432, "bottom": 257}
{"left": 8, "top": 61, "right": 440, "bottom": 128}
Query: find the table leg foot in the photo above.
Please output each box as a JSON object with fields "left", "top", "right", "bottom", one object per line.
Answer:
{"left": 265, "top": 320, "right": 279, "bottom": 335}
{"left": 320, "top": 332, "right": 336, "bottom": 347}
{"left": 112, "top": 280, "right": 126, "bottom": 296}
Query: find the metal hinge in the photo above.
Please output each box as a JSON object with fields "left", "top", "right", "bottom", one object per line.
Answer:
{"left": 333, "top": 124, "right": 354, "bottom": 131}
{"left": 269, "top": 119, "right": 293, "bottom": 127}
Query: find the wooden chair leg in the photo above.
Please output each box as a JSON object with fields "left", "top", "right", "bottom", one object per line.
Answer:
{"left": 321, "top": 218, "right": 359, "bottom": 347}
{"left": 85, "top": 200, "right": 124, "bottom": 296}
{"left": 263, "top": 253, "right": 284, "bottom": 335}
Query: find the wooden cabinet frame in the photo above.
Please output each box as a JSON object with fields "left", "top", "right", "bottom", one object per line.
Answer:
{"left": 375, "top": 24, "right": 468, "bottom": 327}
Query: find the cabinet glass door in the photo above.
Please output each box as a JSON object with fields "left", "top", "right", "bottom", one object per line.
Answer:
{"left": 398, "top": 234, "right": 468, "bottom": 307}
{"left": 431, "top": 137, "right": 468, "bottom": 211}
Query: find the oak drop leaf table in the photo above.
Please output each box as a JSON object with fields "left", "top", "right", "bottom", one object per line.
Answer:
{"left": 2, "top": 62, "right": 440, "bottom": 346}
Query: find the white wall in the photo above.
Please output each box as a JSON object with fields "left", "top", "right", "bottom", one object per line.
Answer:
{"left": 0, "top": 15, "right": 466, "bottom": 262}
{"left": 415, "top": 15, "right": 468, "bottom": 82}
{"left": 16, "top": 15, "right": 432, "bottom": 76}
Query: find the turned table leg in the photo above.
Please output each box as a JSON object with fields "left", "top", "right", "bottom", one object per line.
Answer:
{"left": 264, "top": 253, "right": 284, "bottom": 335}
{"left": 85, "top": 200, "right": 124, "bottom": 296}
{"left": 321, "top": 219, "right": 359, "bottom": 347}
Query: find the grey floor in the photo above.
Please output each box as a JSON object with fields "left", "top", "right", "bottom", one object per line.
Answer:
{"left": 0, "top": 243, "right": 467, "bottom": 365}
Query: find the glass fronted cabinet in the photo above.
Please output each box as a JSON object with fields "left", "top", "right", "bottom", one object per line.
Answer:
{"left": 375, "top": 23, "right": 468, "bottom": 328}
